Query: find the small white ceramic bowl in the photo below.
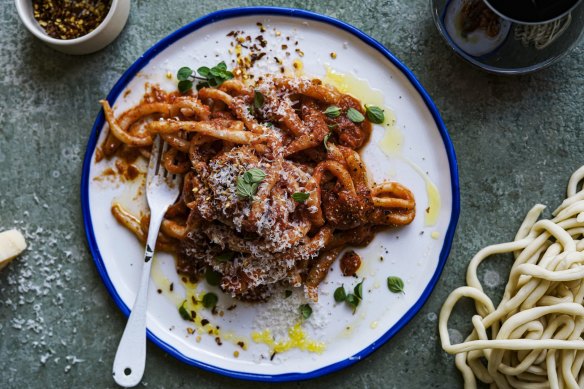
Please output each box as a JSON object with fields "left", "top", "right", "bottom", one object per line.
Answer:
{"left": 15, "top": 0, "right": 131, "bottom": 55}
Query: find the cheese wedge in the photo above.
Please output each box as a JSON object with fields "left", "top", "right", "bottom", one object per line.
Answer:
{"left": 0, "top": 229, "right": 27, "bottom": 270}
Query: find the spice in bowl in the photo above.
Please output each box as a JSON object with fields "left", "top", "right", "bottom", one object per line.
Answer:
{"left": 32, "top": 0, "right": 112, "bottom": 40}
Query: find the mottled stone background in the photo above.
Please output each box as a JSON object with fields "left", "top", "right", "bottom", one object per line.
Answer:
{"left": 0, "top": 0, "right": 582, "bottom": 388}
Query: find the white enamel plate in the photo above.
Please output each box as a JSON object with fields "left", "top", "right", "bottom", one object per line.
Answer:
{"left": 81, "top": 7, "right": 460, "bottom": 381}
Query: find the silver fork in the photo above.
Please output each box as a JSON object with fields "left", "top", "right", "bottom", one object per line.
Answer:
{"left": 112, "top": 135, "right": 181, "bottom": 387}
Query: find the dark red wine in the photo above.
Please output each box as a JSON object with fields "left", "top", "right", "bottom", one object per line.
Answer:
{"left": 485, "top": 0, "right": 581, "bottom": 23}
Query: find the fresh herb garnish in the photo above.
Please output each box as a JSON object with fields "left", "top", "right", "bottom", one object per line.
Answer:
{"left": 236, "top": 167, "right": 266, "bottom": 200}
{"left": 178, "top": 300, "right": 191, "bottom": 321}
{"left": 175, "top": 61, "right": 234, "bottom": 93}
{"left": 334, "top": 282, "right": 363, "bottom": 313}
{"left": 205, "top": 268, "right": 222, "bottom": 286}
{"left": 299, "top": 304, "right": 312, "bottom": 320}
{"left": 323, "top": 105, "right": 341, "bottom": 118}
{"left": 236, "top": 176, "right": 258, "bottom": 199}
{"left": 199, "top": 61, "right": 233, "bottom": 87}
{"left": 177, "top": 67, "right": 193, "bottom": 81}
{"left": 254, "top": 90, "right": 265, "bottom": 110}
{"left": 334, "top": 285, "right": 347, "bottom": 302}
{"left": 323, "top": 132, "right": 333, "bottom": 151}
{"left": 345, "top": 294, "right": 360, "bottom": 313}
{"left": 202, "top": 292, "right": 218, "bottom": 309}
{"left": 354, "top": 279, "right": 364, "bottom": 300}
{"left": 285, "top": 290, "right": 292, "bottom": 298}
{"left": 365, "top": 104, "right": 385, "bottom": 124}
{"left": 346, "top": 107, "right": 365, "bottom": 123}
{"left": 178, "top": 79, "right": 194, "bottom": 94}
{"left": 387, "top": 276, "right": 405, "bottom": 294}
{"left": 176, "top": 66, "right": 195, "bottom": 93}
{"left": 216, "top": 250, "right": 235, "bottom": 262}
{"left": 292, "top": 192, "right": 310, "bottom": 202}
{"left": 243, "top": 167, "right": 266, "bottom": 183}
{"left": 197, "top": 66, "right": 210, "bottom": 77}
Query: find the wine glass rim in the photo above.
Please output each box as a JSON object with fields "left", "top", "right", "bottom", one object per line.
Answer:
{"left": 483, "top": 0, "right": 583, "bottom": 25}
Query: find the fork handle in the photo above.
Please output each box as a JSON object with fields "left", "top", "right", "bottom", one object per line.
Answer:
{"left": 112, "top": 210, "right": 165, "bottom": 387}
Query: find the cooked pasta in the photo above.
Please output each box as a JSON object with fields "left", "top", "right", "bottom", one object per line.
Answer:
{"left": 440, "top": 166, "right": 584, "bottom": 389}
{"left": 98, "top": 71, "right": 415, "bottom": 302}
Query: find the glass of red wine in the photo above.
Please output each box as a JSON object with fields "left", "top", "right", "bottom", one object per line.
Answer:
{"left": 431, "top": 0, "right": 584, "bottom": 73}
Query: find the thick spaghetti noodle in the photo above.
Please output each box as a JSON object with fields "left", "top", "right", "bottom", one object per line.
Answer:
{"left": 98, "top": 71, "right": 415, "bottom": 302}
{"left": 440, "top": 166, "right": 584, "bottom": 388}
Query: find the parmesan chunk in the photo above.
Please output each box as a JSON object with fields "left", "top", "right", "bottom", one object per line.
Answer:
{"left": 0, "top": 229, "right": 27, "bottom": 270}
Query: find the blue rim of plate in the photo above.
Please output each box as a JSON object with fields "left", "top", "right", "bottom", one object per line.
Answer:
{"left": 81, "top": 6, "right": 460, "bottom": 382}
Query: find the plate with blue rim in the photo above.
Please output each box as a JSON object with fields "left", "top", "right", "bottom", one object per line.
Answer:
{"left": 81, "top": 6, "right": 460, "bottom": 382}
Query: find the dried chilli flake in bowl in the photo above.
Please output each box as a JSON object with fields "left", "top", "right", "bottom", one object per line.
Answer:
{"left": 32, "top": 0, "right": 112, "bottom": 40}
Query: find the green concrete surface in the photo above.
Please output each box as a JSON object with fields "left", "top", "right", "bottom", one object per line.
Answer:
{"left": 0, "top": 0, "right": 582, "bottom": 388}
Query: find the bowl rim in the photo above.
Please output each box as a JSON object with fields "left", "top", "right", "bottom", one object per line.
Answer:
{"left": 430, "top": 0, "right": 584, "bottom": 74}
{"left": 14, "top": 0, "right": 121, "bottom": 46}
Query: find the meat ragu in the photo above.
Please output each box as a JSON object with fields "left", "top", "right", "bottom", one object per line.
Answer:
{"left": 98, "top": 71, "right": 416, "bottom": 302}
